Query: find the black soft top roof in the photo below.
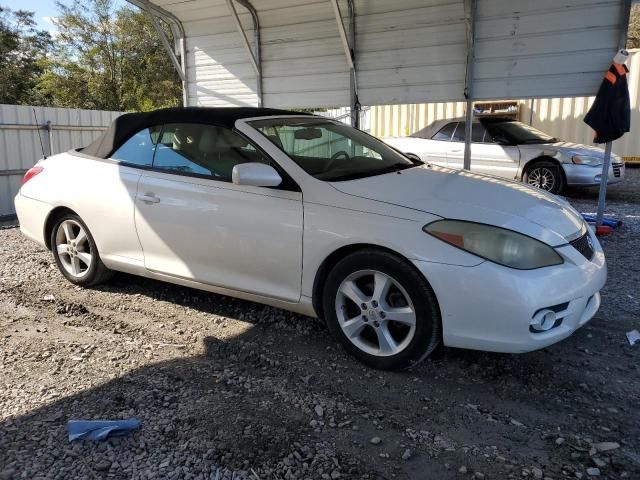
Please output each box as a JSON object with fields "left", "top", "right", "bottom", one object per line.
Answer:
{"left": 82, "top": 106, "right": 310, "bottom": 159}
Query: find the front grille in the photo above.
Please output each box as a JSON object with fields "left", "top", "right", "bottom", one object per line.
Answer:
{"left": 569, "top": 232, "right": 594, "bottom": 260}
{"left": 612, "top": 163, "right": 622, "bottom": 177}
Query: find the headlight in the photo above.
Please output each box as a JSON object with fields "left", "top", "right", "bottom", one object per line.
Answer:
{"left": 572, "top": 155, "right": 602, "bottom": 166}
{"left": 423, "top": 220, "right": 563, "bottom": 270}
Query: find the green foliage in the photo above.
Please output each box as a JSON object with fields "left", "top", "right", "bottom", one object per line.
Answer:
{"left": 1, "top": 0, "right": 181, "bottom": 111}
{"left": 0, "top": 7, "right": 51, "bottom": 104}
{"left": 628, "top": 3, "right": 640, "bottom": 49}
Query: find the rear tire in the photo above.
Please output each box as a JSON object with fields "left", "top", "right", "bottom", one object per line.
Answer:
{"left": 523, "top": 160, "right": 565, "bottom": 194}
{"left": 322, "top": 249, "right": 441, "bottom": 370}
{"left": 50, "top": 213, "right": 114, "bottom": 287}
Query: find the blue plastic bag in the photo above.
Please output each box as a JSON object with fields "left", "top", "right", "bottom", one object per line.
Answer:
{"left": 68, "top": 418, "right": 142, "bottom": 441}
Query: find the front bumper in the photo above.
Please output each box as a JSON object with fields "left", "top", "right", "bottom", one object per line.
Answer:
{"left": 563, "top": 162, "right": 625, "bottom": 186}
{"left": 412, "top": 228, "right": 606, "bottom": 353}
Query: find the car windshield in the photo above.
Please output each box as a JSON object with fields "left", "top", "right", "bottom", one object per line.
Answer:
{"left": 249, "top": 117, "right": 416, "bottom": 181}
{"left": 483, "top": 121, "right": 558, "bottom": 144}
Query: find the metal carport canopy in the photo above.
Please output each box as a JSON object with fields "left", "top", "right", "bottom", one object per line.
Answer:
{"left": 129, "top": 0, "right": 630, "bottom": 112}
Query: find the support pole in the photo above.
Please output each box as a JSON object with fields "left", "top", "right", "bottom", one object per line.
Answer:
{"left": 595, "top": 0, "right": 631, "bottom": 227}
{"left": 46, "top": 120, "right": 53, "bottom": 157}
{"left": 330, "top": 0, "right": 360, "bottom": 128}
{"left": 462, "top": 0, "right": 476, "bottom": 170}
{"left": 130, "top": 0, "right": 188, "bottom": 105}
{"left": 226, "top": 0, "right": 262, "bottom": 106}
{"left": 148, "top": 10, "right": 185, "bottom": 83}
{"left": 595, "top": 142, "right": 613, "bottom": 227}
{"left": 237, "top": 0, "right": 262, "bottom": 106}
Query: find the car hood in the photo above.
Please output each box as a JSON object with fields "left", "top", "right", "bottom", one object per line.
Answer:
{"left": 518, "top": 141, "right": 621, "bottom": 161}
{"left": 330, "top": 165, "right": 584, "bottom": 246}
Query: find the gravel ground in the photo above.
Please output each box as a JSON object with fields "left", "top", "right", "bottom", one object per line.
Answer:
{"left": 1, "top": 169, "right": 639, "bottom": 480}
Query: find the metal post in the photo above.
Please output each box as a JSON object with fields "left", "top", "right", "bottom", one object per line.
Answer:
{"left": 235, "top": 0, "right": 262, "bottom": 107}
{"left": 595, "top": 142, "right": 613, "bottom": 227}
{"left": 462, "top": 0, "right": 476, "bottom": 170}
{"left": 331, "top": 0, "right": 359, "bottom": 128}
{"left": 594, "top": 0, "right": 632, "bottom": 227}
{"left": 179, "top": 37, "right": 187, "bottom": 107}
{"left": 226, "top": 0, "right": 262, "bottom": 106}
{"left": 46, "top": 120, "right": 53, "bottom": 157}
{"left": 148, "top": 10, "right": 186, "bottom": 83}
{"left": 348, "top": 0, "right": 359, "bottom": 129}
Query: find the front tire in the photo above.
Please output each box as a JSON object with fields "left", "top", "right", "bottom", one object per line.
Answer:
{"left": 523, "top": 160, "right": 565, "bottom": 194}
{"left": 322, "top": 249, "right": 441, "bottom": 370}
{"left": 50, "top": 214, "right": 113, "bottom": 287}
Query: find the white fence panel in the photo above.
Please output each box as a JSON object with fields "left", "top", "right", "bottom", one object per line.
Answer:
{"left": 0, "top": 104, "right": 122, "bottom": 218}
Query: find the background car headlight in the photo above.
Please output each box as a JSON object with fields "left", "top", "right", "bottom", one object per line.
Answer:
{"left": 423, "top": 220, "right": 563, "bottom": 270}
{"left": 572, "top": 155, "right": 603, "bottom": 166}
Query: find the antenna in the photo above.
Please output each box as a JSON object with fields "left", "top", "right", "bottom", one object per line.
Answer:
{"left": 32, "top": 108, "right": 47, "bottom": 159}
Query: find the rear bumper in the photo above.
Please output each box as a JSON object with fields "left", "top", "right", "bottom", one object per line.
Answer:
{"left": 412, "top": 230, "right": 606, "bottom": 353}
{"left": 14, "top": 193, "right": 51, "bottom": 248}
{"left": 563, "top": 162, "right": 625, "bottom": 186}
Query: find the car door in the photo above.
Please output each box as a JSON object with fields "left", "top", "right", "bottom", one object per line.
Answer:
{"left": 134, "top": 122, "right": 303, "bottom": 302}
{"left": 419, "top": 122, "right": 457, "bottom": 166}
{"left": 446, "top": 122, "right": 520, "bottom": 178}
{"left": 82, "top": 126, "right": 160, "bottom": 264}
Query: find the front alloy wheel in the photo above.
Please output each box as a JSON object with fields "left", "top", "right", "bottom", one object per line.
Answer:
{"left": 323, "top": 249, "right": 441, "bottom": 370}
{"left": 335, "top": 270, "right": 416, "bottom": 357}
{"left": 524, "top": 160, "right": 564, "bottom": 194}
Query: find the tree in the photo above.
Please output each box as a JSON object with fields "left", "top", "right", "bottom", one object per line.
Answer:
{"left": 628, "top": 2, "right": 640, "bottom": 49}
{"left": 0, "top": 7, "right": 51, "bottom": 104}
{"left": 34, "top": 0, "right": 181, "bottom": 111}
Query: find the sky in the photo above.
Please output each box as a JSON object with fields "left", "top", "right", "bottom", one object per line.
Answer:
{"left": 17, "top": 0, "right": 127, "bottom": 35}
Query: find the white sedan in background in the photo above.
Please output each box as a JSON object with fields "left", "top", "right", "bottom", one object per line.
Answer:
{"left": 384, "top": 117, "right": 625, "bottom": 194}
{"left": 15, "top": 108, "right": 606, "bottom": 370}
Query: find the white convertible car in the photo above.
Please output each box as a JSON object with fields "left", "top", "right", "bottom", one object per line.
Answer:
{"left": 384, "top": 117, "right": 625, "bottom": 194}
{"left": 15, "top": 108, "right": 606, "bottom": 370}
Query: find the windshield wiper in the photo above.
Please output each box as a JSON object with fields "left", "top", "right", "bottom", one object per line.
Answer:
{"left": 324, "top": 163, "right": 414, "bottom": 182}
{"left": 372, "top": 162, "right": 415, "bottom": 175}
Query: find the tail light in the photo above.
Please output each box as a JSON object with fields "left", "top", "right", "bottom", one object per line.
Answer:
{"left": 21, "top": 166, "right": 44, "bottom": 185}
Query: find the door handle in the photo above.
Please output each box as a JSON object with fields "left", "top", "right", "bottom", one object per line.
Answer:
{"left": 138, "top": 193, "right": 160, "bottom": 204}
{"left": 449, "top": 149, "right": 462, "bottom": 153}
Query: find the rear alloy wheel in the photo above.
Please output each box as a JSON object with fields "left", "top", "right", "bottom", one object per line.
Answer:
{"left": 524, "top": 160, "right": 564, "bottom": 194}
{"left": 323, "top": 250, "right": 441, "bottom": 370}
{"left": 51, "top": 214, "right": 113, "bottom": 286}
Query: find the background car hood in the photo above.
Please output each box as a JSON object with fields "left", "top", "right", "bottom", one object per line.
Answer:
{"left": 330, "top": 165, "right": 584, "bottom": 246}
{"left": 518, "top": 141, "right": 621, "bottom": 161}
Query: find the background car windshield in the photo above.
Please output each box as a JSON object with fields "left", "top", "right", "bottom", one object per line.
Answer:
{"left": 484, "top": 121, "right": 557, "bottom": 144}
{"left": 249, "top": 118, "right": 415, "bottom": 181}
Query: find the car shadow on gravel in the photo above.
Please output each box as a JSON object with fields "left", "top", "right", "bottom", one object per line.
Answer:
{"left": 3, "top": 278, "right": 639, "bottom": 480}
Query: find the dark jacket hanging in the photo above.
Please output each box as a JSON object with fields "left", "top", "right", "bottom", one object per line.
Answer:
{"left": 584, "top": 62, "right": 630, "bottom": 144}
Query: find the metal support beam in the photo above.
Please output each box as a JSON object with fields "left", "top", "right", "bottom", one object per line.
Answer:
{"left": 462, "top": 0, "right": 477, "bottom": 170}
{"left": 148, "top": 10, "right": 185, "bottom": 83}
{"left": 331, "top": 0, "right": 360, "bottom": 128}
{"left": 595, "top": 0, "right": 632, "bottom": 227}
{"left": 227, "top": 0, "right": 262, "bottom": 106}
{"left": 128, "top": 0, "right": 188, "bottom": 106}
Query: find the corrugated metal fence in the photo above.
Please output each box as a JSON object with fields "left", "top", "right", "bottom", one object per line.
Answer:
{"left": 0, "top": 105, "right": 121, "bottom": 219}
{"left": 368, "top": 49, "right": 640, "bottom": 160}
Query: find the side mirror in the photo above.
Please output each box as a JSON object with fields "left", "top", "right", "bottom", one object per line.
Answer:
{"left": 232, "top": 163, "right": 282, "bottom": 187}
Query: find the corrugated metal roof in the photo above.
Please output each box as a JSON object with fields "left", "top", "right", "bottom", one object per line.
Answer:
{"left": 140, "top": 0, "right": 630, "bottom": 108}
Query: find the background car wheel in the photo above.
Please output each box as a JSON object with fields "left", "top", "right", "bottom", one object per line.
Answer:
{"left": 50, "top": 214, "right": 114, "bottom": 287}
{"left": 323, "top": 249, "right": 441, "bottom": 370}
{"left": 523, "top": 160, "right": 565, "bottom": 194}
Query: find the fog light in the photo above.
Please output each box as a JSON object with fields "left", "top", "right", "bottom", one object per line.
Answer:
{"left": 530, "top": 309, "right": 557, "bottom": 332}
